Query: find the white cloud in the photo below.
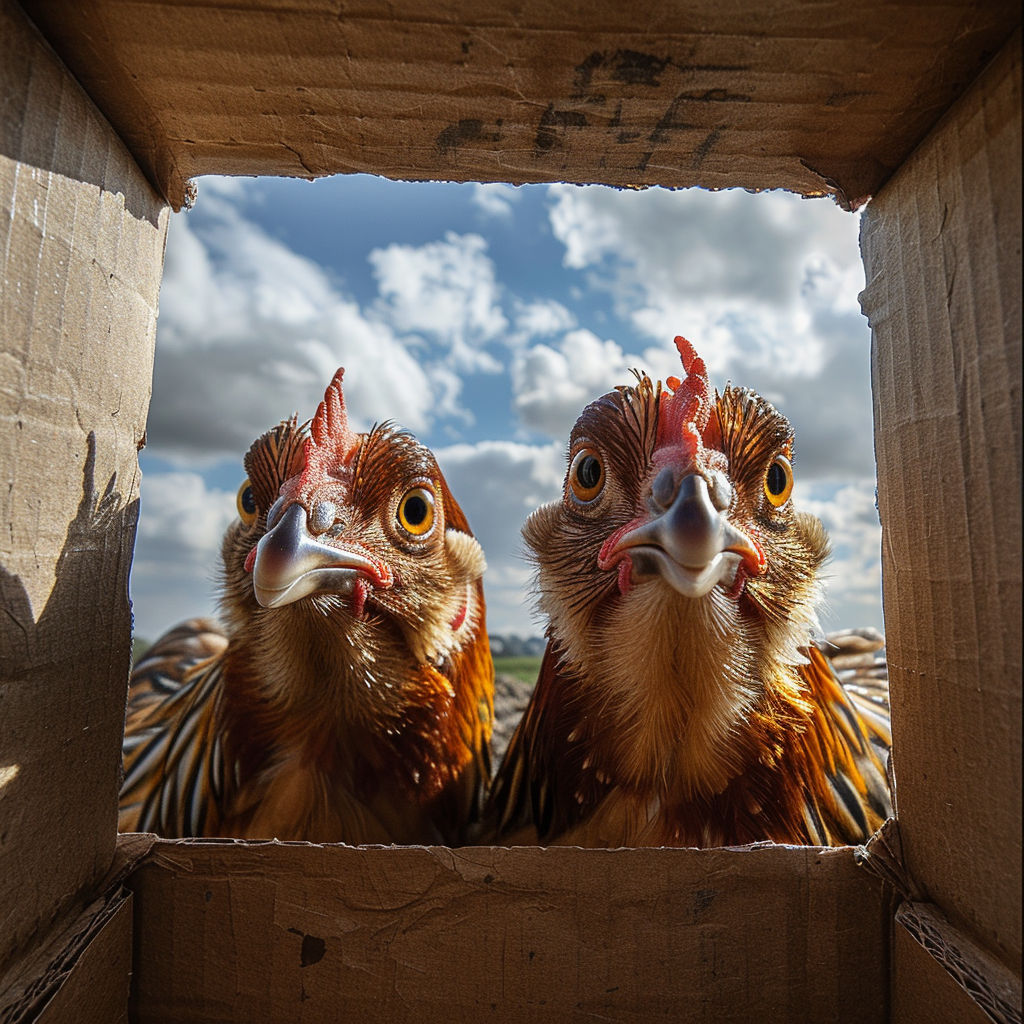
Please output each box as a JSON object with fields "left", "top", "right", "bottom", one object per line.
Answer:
{"left": 130, "top": 472, "right": 237, "bottom": 639}
{"left": 511, "top": 329, "right": 637, "bottom": 439}
{"left": 435, "top": 440, "right": 565, "bottom": 635}
{"left": 135, "top": 473, "right": 236, "bottom": 554}
{"left": 544, "top": 184, "right": 875, "bottom": 481}
{"left": 511, "top": 299, "right": 577, "bottom": 342}
{"left": 151, "top": 191, "right": 441, "bottom": 463}
{"left": 796, "top": 479, "right": 883, "bottom": 633}
{"left": 369, "top": 231, "right": 507, "bottom": 373}
{"left": 471, "top": 182, "right": 520, "bottom": 220}
{"left": 546, "top": 184, "right": 862, "bottom": 376}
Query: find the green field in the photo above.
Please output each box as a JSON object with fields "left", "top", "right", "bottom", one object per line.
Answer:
{"left": 492, "top": 656, "right": 542, "bottom": 685}
{"left": 131, "top": 637, "right": 151, "bottom": 665}
{"left": 132, "top": 637, "right": 542, "bottom": 686}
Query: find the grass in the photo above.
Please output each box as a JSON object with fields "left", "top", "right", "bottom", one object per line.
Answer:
{"left": 131, "top": 636, "right": 543, "bottom": 686}
{"left": 131, "top": 637, "right": 151, "bottom": 665}
{"left": 492, "top": 656, "right": 542, "bottom": 685}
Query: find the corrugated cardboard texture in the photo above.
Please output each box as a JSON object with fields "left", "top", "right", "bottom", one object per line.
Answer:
{"left": 17, "top": 0, "right": 1022, "bottom": 210}
{"left": 0, "top": 0, "right": 167, "bottom": 985}
{"left": 893, "top": 919, "right": 994, "bottom": 1024}
{"left": 127, "top": 841, "right": 891, "bottom": 1024}
{"left": 860, "top": 29, "right": 1022, "bottom": 972}
{"left": 0, "top": 890, "right": 131, "bottom": 1024}
{"left": 23, "top": 892, "right": 133, "bottom": 1024}
{"left": 893, "top": 902, "right": 1021, "bottom": 1024}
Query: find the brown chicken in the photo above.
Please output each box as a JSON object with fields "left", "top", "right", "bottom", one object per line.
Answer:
{"left": 120, "top": 368, "right": 493, "bottom": 844}
{"left": 486, "top": 336, "right": 890, "bottom": 848}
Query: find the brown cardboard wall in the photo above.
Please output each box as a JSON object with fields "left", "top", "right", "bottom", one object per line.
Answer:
{"left": 127, "top": 841, "right": 891, "bottom": 1024}
{"left": 0, "top": 0, "right": 167, "bottom": 991}
{"left": 860, "top": 29, "right": 1022, "bottom": 971}
{"left": 17, "top": 0, "right": 1022, "bottom": 210}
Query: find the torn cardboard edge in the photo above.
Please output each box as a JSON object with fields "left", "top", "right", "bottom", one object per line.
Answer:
{"left": 0, "top": 834, "right": 155, "bottom": 1023}
{"left": 858, "top": 820, "right": 1022, "bottom": 1024}
{"left": 0, "top": 890, "right": 131, "bottom": 1024}
{"left": 896, "top": 903, "right": 1022, "bottom": 1024}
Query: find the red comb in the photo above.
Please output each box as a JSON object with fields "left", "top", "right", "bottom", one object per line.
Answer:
{"left": 657, "top": 336, "right": 714, "bottom": 462}
{"left": 310, "top": 368, "right": 352, "bottom": 447}
{"left": 291, "top": 368, "right": 361, "bottom": 502}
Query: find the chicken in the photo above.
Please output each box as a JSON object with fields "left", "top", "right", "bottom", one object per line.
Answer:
{"left": 120, "top": 368, "right": 493, "bottom": 845}
{"left": 486, "top": 336, "right": 891, "bottom": 848}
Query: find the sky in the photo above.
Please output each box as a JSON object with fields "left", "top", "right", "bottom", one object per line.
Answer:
{"left": 130, "top": 174, "right": 883, "bottom": 643}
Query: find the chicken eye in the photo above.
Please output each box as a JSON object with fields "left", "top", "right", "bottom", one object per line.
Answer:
{"left": 569, "top": 449, "right": 605, "bottom": 503}
{"left": 236, "top": 480, "right": 258, "bottom": 526}
{"left": 764, "top": 456, "right": 793, "bottom": 507}
{"left": 397, "top": 487, "right": 436, "bottom": 537}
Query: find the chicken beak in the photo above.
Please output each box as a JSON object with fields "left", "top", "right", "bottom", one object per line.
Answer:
{"left": 608, "top": 472, "right": 762, "bottom": 598}
{"left": 252, "top": 503, "right": 390, "bottom": 609}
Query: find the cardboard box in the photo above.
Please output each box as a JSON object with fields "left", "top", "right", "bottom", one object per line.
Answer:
{"left": 0, "top": 1, "right": 1019, "bottom": 1021}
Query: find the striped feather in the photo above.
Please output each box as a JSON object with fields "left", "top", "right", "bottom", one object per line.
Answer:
{"left": 119, "top": 619, "right": 229, "bottom": 836}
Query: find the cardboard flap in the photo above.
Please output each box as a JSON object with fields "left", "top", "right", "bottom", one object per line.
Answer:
{"left": 897, "top": 902, "right": 1022, "bottom": 1024}
{"left": 126, "top": 839, "right": 891, "bottom": 1024}
{"left": 17, "top": 0, "right": 1022, "bottom": 209}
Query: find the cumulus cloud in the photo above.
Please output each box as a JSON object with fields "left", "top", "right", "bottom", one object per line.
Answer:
{"left": 369, "top": 231, "right": 507, "bottom": 373}
{"left": 512, "top": 329, "right": 640, "bottom": 439}
{"left": 471, "top": 182, "right": 521, "bottom": 220}
{"left": 510, "top": 299, "right": 577, "bottom": 343}
{"left": 544, "top": 184, "right": 875, "bottom": 482}
{"left": 150, "top": 190, "right": 440, "bottom": 463}
{"left": 130, "top": 472, "right": 237, "bottom": 639}
{"left": 797, "top": 479, "right": 883, "bottom": 632}
{"left": 435, "top": 439, "right": 566, "bottom": 634}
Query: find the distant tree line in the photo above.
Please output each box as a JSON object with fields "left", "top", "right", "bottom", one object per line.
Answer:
{"left": 488, "top": 634, "right": 545, "bottom": 657}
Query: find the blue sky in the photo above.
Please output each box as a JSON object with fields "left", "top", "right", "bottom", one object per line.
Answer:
{"left": 131, "top": 175, "right": 883, "bottom": 642}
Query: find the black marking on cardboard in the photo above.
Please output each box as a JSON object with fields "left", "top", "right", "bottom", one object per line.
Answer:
{"left": 573, "top": 50, "right": 672, "bottom": 96}
{"left": 612, "top": 50, "right": 672, "bottom": 86}
{"left": 436, "top": 119, "right": 485, "bottom": 154}
{"left": 691, "top": 126, "right": 726, "bottom": 170}
{"left": 572, "top": 52, "right": 607, "bottom": 97}
{"left": 691, "top": 888, "right": 717, "bottom": 920}
{"left": 535, "top": 105, "right": 589, "bottom": 154}
{"left": 649, "top": 94, "right": 699, "bottom": 144}
{"left": 288, "top": 928, "right": 327, "bottom": 967}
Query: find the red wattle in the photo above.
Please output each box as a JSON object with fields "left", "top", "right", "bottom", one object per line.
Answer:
{"left": 351, "top": 578, "right": 367, "bottom": 618}
{"left": 450, "top": 600, "right": 468, "bottom": 632}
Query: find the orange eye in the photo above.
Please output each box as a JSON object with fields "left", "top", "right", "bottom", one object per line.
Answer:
{"left": 398, "top": 487, "right": 436, "bottom": 537}
{"left": 236, "top": 479, "right": 257, "bottom": 526}
{"left": 569, "top": 448, "right": 605, "bottom": 503}
{"left": 764, "top": 456, "right": 793, "bottom": 507}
